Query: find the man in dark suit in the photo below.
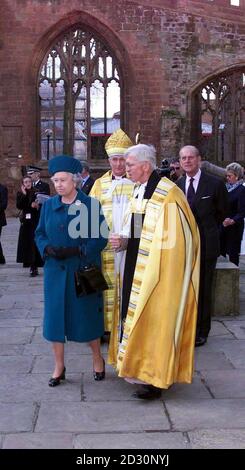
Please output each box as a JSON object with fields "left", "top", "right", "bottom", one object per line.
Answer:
{"left": 80, "top": 162, "right": 94, "bottom": 195}
{"left": 0, "top": 183, "right": 8, "bottom": 264}
{"left": 177, "top": 145, "right": 228, "bottom": 347}
{"left": 27, "top": 166, "right": 50, "bottom": 195}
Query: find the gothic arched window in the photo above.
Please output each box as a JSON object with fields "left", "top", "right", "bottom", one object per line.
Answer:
{"left": 191, "top": 68, "right": 245, "bottom": 162}
{"left": 38, "top": 28, "right": 121, "bottom": 161}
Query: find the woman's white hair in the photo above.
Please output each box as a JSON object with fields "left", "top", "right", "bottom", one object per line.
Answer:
{"left": 51, "top": 172, "right": 82, "bottom": 188}
{"left": 72, "top": 172, "right": 82, "bottom": 187}
{"left": 124, "top": 144, "right": 157, "bottom": 169}
{"left": 226, "top": 162, "right": 244, "bottom": 180}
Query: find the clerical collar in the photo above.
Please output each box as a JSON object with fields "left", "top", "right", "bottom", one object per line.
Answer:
{"left": 134, "top": 182, "right": 147, "bottom": 198}
{"left": 112, "top": 174, "right": 126, "bottom": 180}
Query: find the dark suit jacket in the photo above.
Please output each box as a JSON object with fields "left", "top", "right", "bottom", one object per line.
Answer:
{"left": 220, "top": 183, "right": 245, "bottom": 256}
{"left": 0, "top": 184, "right": 8, "bottom": 227}
{"left": 177, "top": 171, "right": 228, "bottom": 259}
{"left": 81, "top": 176, "right": 95, "bottom": 195}
{"left": 33, "top": 180, "right": 50, "bottom": 195}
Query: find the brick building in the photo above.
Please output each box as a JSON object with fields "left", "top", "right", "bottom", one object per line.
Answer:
{"left": 0, "top": 0, "right": 245, "bottom": 207}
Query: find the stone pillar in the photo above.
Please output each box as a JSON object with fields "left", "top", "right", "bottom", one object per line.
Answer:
{"left": 211, "top": 257, "right": 240, "bottom": 316}
{"left": 160, "top": 107, "right": 184, "bottom": 160}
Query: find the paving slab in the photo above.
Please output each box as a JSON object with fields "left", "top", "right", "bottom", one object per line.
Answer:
{"left": 0, "top": 344, "right": 24, "bottom": 356}
{"left": 26, "top": 309, "right": 45, "bottom": 318}
{"left": 73, "top": 432, "right": 189, "bottom": 449}
{"left": 201, "top": 369, "right": 245, "bottom": 398}
{"left": 0, "top": 309, "right": 29, "bottom": 319}
{"left": 0, "top": 317, "right": 41, "bottom": 327}
{"left": 194, "top": 350, "right": 234, "bottom": 371}
{"left": 31, "top": 326, "right": 45, "bottom": 343}
{"left": 0, "top": 403, "right": 36, "bottom": 433}
{"left": 83, "top": 376, "right": 140, "bottom": 401}
{"left": 0, "top": 356, "right": 33, "bottom": 374}
{"left": 2, "top": 433, "right": 74, "bottom": 449}
{"left": 23, "top": 340, "right": 101, "bottom": 356}
{"left": 0, "top": 373, "right": 83, "bottom": 403}
{"left": 5, "top": 285, "right": 42, "bottom": 293}
{"left": 205, "top": 336, "right": 239, "bottom": 351}
{"left": 223, "top": 320, "right": 245, "bottom": 339}
{"left": 206, "top": 337, "right": 245, "bottom": 368}
{"left": 32, "top": 354, "right": 95, "bottom": 373}
{"left": 35, "top": 402, "right": 170, "bottom": 433}
{"left": 1, "top": 218, "right": 245, "bottom": 449}
{"left": 209, "top": 321, "right": 233, "bottom": 337}
{"left": 160, "top": 376, "right": 211, "bottom": 400}
{"left": 165, "top": 399, "right": 245, "bottom": 430}
{"left": 23, "top": 342, "right": 52, "bottom": 356}
{"left": 0, "top": 327, "right": 34, "bottom": 344}
{"left": 188, "top": 429, "right": 245, "bottom": 449}
{"left": 14, "top": 299, "right": 44, "bottom": 309}
{"left": 0, "top": 297, "right": 16, "bottom": 309}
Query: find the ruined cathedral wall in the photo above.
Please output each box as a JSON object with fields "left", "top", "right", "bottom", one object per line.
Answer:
{"left": 0, "top": 0, "right": 245, "bottom": 208}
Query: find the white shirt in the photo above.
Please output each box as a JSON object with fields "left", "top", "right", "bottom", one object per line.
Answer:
{"left": 133, "top": 182, "right": 147, "bottom": 210}
{"left": 185, "top": 169, "right": 201, "bottom": 196}
{"left": 82, "top": 175, "right": 90, "bottom": 185}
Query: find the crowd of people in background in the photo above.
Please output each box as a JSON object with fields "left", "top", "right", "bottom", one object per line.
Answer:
{"left": 1, "top": 131, "right": 245, "bottom": 399}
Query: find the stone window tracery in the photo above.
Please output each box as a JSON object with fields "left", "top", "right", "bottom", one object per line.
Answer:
{"left": 38, "top": 28, "right": 121, "bottom": 161}
{"left": 191, "top": 68, "right": 245, "bottom": 162}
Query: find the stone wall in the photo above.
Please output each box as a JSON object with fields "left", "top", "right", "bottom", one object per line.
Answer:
{"left": 1, "top": 0, "right": 245, "bottom": 208}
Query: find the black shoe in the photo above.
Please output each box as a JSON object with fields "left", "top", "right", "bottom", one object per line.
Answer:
{"left": 195, "top": 336, "right": 207, "bottom": 347}
{"left": 132, "top": 385, "right": 162, "bottom": 400}
{"left": 0, "top": 257, "right": 6, "bottom": 265}
{"left": 48, "top": 367, "right": 66, "bottom": 387}
{"left": 30, "top": 268, "right": 38, "bottom": 277}
{"left": 93, "top": 358, "right": 105, "bottom": 381}
{"left": 101, "top": 332, "right": 110, "bottom": 344}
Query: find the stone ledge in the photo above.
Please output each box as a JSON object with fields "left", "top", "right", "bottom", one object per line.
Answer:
{"left": 211, "top": 257, "right": 239, "bottom": 316}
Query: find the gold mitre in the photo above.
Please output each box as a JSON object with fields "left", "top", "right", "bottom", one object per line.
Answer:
{"left": 105, "top": 128, "right": 133, "bottom": 157}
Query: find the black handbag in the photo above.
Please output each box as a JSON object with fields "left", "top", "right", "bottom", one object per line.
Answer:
{"left": 74, "top": 264, "right": 108, "bottom": 297}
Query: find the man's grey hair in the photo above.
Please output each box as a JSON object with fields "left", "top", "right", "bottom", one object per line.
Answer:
{"left": 125, "top": 144, "right": 157, "bottom": 169}
{"left": 179, "top": 145, "right": 200, "bottom": 158}
{"left": 226, "top": 162, "right": 244, "bottom": 180}
{"left": 81, "top": 162, "right": 90, "bottom": 172}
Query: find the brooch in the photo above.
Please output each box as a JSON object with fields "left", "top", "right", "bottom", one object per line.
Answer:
{"left": 75, "top": 200, "right": 82, "bottom": 206}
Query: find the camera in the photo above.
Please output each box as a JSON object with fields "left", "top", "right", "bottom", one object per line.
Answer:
{"left": 158, "top": 159, "right": 171, "bottom": 178}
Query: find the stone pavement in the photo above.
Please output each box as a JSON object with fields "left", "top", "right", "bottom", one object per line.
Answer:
{"left": 0, "top": 218, "right": 245, "bottom": 450}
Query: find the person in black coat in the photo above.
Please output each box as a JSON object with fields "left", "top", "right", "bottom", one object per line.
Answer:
{"left": 0, "top": 183, "right": 8, "bottom": 264}
{"left": 27, "top": 166, "right": 50, "bottom": 196}
{"left": 220, "top": 162, "right": 245, "bottom": 266}
{"left": 16, "top": 176, "right": 43, "bottom": 276}
{"left": 80, "top": 162, "right": 95, "bottom": 195}
{"left": 177, "top": 145, "right": 228, "bottom": 347}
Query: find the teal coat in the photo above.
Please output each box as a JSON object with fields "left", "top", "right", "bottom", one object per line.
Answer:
{"left": 35, "top": 190, "right": 108, "bottom": 343}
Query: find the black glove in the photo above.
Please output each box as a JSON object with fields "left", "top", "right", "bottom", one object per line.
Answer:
{"left": 44, "top": 245, "right": 58, "bottom": 258}
{"left": 54, "top": 246, "right": 81, "bottom": 259}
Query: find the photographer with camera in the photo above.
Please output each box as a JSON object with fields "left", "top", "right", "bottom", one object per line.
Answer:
{"left": 169, "top": 157, "right": 183, "bottom": 182}
{"left": 158, "top": 158, "right": 171, "bottom": 178}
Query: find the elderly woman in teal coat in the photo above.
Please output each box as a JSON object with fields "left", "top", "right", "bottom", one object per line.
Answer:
{"left": 35, "top": 155, "right": 108, "bottom": 387}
